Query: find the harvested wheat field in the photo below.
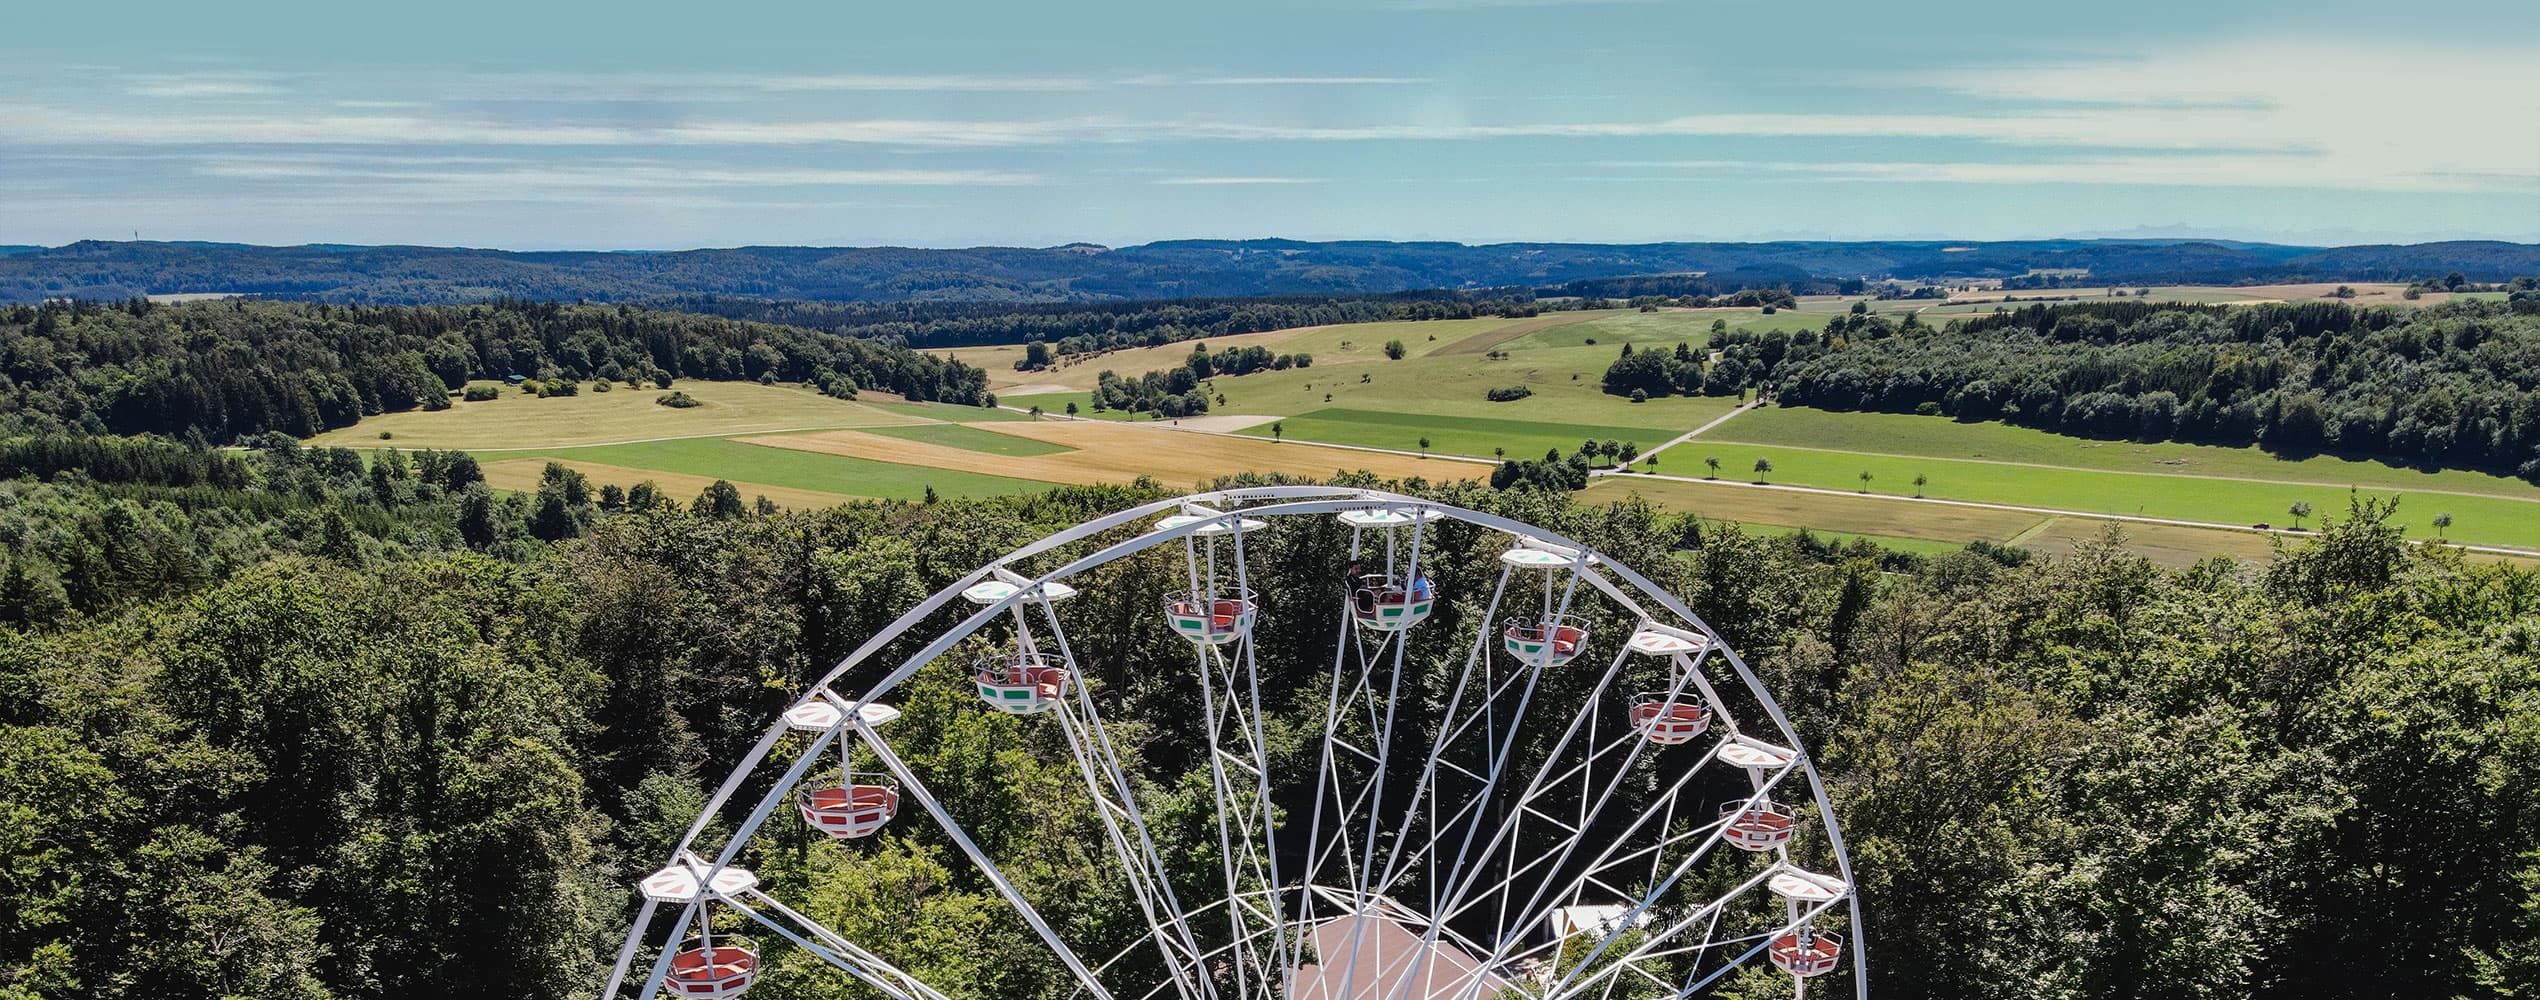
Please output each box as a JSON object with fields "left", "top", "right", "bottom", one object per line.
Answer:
{"left": 739, "top": 420, "right": 1490, "bottom": 489}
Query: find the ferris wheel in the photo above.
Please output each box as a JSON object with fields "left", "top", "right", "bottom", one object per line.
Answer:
{"left": 603, "top": 486, "right": 1866, "bottom": 1000}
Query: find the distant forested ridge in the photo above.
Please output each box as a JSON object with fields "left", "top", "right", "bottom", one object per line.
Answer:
{"left": 0, "top": 298, "right": 988, "bottom": 442}
{"left": 1766, "top": 297, "right": 2540, "bottom": 479}
{"left": 660, "top": 290, "right": 1539, "bottom": 352}
{"left": 5, "top": 237, "right": 2535, "bottom": 305}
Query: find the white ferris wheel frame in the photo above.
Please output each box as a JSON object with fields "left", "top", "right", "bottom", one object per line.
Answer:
{"left": 602, "top": 485, "right": 1869, "bottom": 1000}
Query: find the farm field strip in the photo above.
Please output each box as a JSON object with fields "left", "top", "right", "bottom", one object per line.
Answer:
{"left": 1238, "top": 407, "right": 1679, "bottom": 461}
{"left": 1595, "top": 469, "right": 2540, "bottom": 557}
{"left": 739, "top": 420, "right": 1482, "bottom": 489}
{"left": 1587, "top": 477, "right": 2304, "bottom": 568}
{"left": 309, "top": 380, "right": 930, "bottom": 450}
{"left": 1498, "top": 308, "right": 1827, "bottom": 349}
{"left": 972, "top": 315, "right": 1540, "bottom": 392}
{"left": 1428, "top": 310, "right": 1613, "bottom": 354}
{"left": 1583, "top": 476, "right": 2049, "bottom": 542}
{"left": 1711, "top": 407, "right": 2540, "bottom": 501}
{"left": 1615, "top": 440, "right": 2540, "bottom": 550}
{"left": 483, "top": 436, "right": 1059, "bottom": 501}
{"left": 863, "top": 422, "right": 1076, "bottom": 456}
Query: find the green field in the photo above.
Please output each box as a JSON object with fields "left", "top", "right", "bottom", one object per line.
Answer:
{"left": 1013, "top": 344, "right": 1742, "bottom": 434}
{"left": 311, "top": 380, "right": 925, "bottom": 450}
{"left": 1498, "top": 308, "right": 1828, "bottom": 350}
{"left": 485, "top": 437, "right": 1058, "bottom": 500}
{"left": 1712, "top": 406, "right": 2540, "bottom": 501}
{"left": 1240, "top": 408, "right": 1675, "bottom": 461}
{"left": 861, "top": 398, "right": 1031, "bottom": 422}
{"left": 1636, "top": 438, "right": 2539, "bottom": 550}
{"left": 310, "top": 305, "right": 2539, "bottom": 560}
{"left": 863, "top": 422, "right": 1075, "bottom": 456}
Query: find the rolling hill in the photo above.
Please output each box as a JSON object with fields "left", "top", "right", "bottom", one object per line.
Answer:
{"left": 3, "top": 238, "right": 2532, "bottom": 305}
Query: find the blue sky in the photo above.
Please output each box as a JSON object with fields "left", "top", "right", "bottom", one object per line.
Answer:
{"left": 4, "top": 0, "right": 2535, "bottom": 249}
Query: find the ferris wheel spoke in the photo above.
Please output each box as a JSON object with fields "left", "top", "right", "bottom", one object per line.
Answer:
{"left": 1371, "top": 561, "right": 1515, "bottom": 902}
{"left": 628, "top": 898, "right": 700, "bottom": 1000}
{"left": 717, "top": 890, "right": 943, "bottom": 1000}
{"left": 1422, "top": 636, "right": 1636, "bottom": 942}
{"left": 1037, "top": 599, "right": 1219, "bottom": 1000}
{"left": 1367, "top": 553, "right": 1600, "bottom": 1000}
{"left": 858, "top": 730, "right": 1122, "bottom": 1000}
{"left": 1532, "top": 776, "right": 1820, "bottom": 1000}
{"left": 1458, "top": 641, "right": 1741, "bottom": 951}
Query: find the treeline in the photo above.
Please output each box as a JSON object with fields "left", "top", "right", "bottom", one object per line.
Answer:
{"left": 0, "top": 298, "right": 989, "bottom": 442}
{"left": 1082, "top": 343, "right": 1315, "bottom": 417}
{"left": 0, "top": 440, "right": 2532, "bottom": 1000}
{"left": 660, "top": 291, "right": 1540, "bottom": 354}
{"left": 1771, "top": 299, "right": 2540, "bottom": 479}
{"left": 1545, "top": 271, "right": 1841, "bottom": 301}
{"left": 1598, "top": 316, "right": 1837, "bottom": 399}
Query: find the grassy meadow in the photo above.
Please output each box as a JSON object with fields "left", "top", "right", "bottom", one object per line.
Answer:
{"left": 304, "top": 300, "right": 2539, "bottom": 561}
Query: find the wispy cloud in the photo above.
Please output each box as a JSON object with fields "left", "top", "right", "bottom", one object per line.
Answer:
{"left": 193, "top": 158, "right": 1040, "bottom": 190}
{"left": 10, "top": 38, "right": 2535, "bottom": 203}
{"left": 749, "top": 73, "right": 1093, "bottom": 93}
{"left": 1579, "top": 155, "right": 2535, "bottom": 193}
{"left": 1190, "top": 76, "right": 1428, "bottom": 86}
{"left": 124, "top": 73, "right": 286, "bottom": 99}
{"left": 1153, "top": 176, "right": 1325, "bottom": 185}
{"left": 1380, "top": 0, "right": 1653, "bottom": 9}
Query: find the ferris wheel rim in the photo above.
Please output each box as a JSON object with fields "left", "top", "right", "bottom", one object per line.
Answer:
{"left": 605, "top": 486, "right": 1869, "bottom": 1000}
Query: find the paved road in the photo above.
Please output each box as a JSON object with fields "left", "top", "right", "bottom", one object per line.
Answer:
{"left": 1637, "top": 399, "right": 1761, "bottom": 465}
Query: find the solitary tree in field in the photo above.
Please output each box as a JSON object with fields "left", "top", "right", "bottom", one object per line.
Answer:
{"left": 1065, "top": 401, "right": 1078, "bottom": 417}
{"left": 2434, "top": 512, "right": 2453, "bottom": 539}
{"left": 1706, "top": 456, "right": 1722, "bottom": 479}
{"left": 1494, "top": 446, "right": 1505, "bottom": 458}
{"left": 1028, "top": 405, "right": 1042, "bottom": 418}
{"left": 1271, "top": 421, "right": 1283, "bottom": 442}
{"left": 1753, "top": 457, "right": 1773, "bottom": 483}
{"left": 1858, "top": 470, "right": 1874, "bottom": 492}
{"left": 1646, "top": 454, "right": 1659, "bottom": 471}
{"left": 1913, "top": 473, "right": 1928, "bottom": 498}
{"left": 2288, "top": 501, "right": 2313, "bottom": 531}
{"left": 1384, "top": 339, "right": 1407, "bottom": 360}
{"left": 1417, "top": 436, "right": 1431, "bottom": 457}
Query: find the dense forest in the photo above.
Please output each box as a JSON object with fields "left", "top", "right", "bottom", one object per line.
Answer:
{"left": 1602, "top": 297, "right": 2540, "bottom": 480}
{"left": 9, "top": 238, "right": 2536, "bottom": 305}
{"left": 0, "top": 426, "right": 2533, "bottom": 1000}
{"left": 0, "top": 299, "right": 990, "bottom": 443}
{"left": 1777, "top": 297, "right": 2540, "bottom": 479}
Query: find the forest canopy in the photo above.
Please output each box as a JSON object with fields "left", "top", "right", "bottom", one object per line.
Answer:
{"left": 0, "top": 432, "right": 2531, "bottom": 1000}
{"left": 0, "top": 298, "right": 990, "bottom": 443}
